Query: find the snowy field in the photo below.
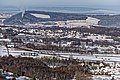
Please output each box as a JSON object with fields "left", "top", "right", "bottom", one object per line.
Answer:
{"left": 1, "top": 46, "right": 120, "bottom": 62}
{"left": 0, "top": 46, "right": 52, "bottom": 58}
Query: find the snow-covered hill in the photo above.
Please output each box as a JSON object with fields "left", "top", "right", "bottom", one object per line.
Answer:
{"left": 81, "top": 10, "right": 120, "bottom": 15}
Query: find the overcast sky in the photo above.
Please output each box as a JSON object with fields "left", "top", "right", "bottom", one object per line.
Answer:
{"left": 0, "top": 0, "right": 120, "bottom": 9}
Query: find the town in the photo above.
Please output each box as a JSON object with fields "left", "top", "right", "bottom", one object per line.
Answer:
{"left": 0, "top": 11, "right": 120, "bottom": 80}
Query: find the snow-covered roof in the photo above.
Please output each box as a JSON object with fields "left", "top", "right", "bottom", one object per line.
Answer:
{"left": 16, "top": 76, "right": 31, "bottom": 80}
{"left": 18, "top": 33, "right": 25, "bottom": 36}
{"left": 0, "top": 39, "right": 11, "bottom": 42}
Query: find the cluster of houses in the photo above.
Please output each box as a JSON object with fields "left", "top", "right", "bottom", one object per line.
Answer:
{"left": 0, "top": 24, "right": 120, "bottom": 54}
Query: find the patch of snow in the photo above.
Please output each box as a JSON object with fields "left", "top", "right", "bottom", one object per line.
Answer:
{"left": 30, "top": 13, "right": 50, "bottom": 18}
{"left": 6, "top": 76, "right": 14, "bottom": 79}
{"left": 86, "top": 17, "right": 100, "bottom": 25}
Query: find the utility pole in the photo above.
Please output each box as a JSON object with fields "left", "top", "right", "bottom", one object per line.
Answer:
{"left": 5, "top": 43, "right": 9, "bottom": 56}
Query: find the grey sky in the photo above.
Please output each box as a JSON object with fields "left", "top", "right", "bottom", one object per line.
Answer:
{"left": 0, "top": 0, "right": 120, "bottom": 9}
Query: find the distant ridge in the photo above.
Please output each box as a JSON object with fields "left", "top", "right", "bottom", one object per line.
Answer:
{"left": 3, "top": 10, "right": 87, "bottom": 25}
{"left": 3, "top": 10, "right": 120, "bottom": 27}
